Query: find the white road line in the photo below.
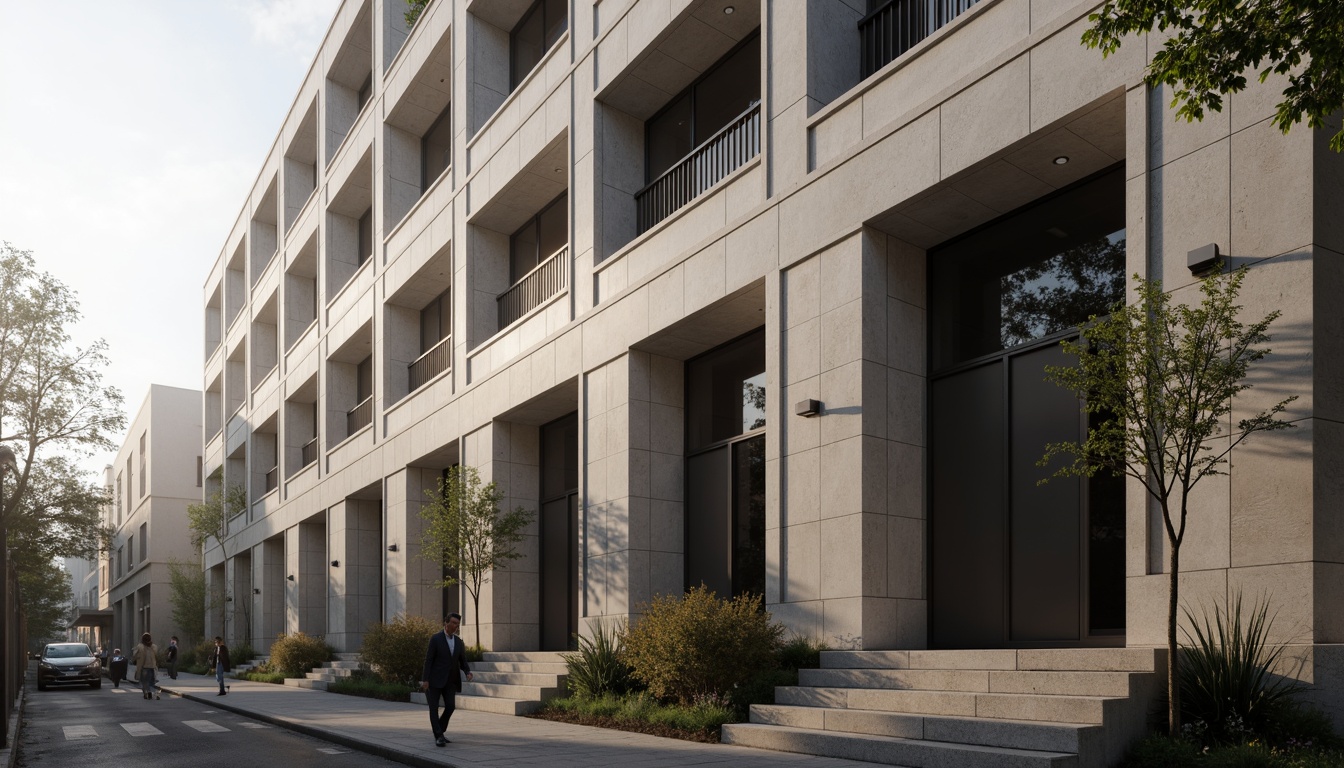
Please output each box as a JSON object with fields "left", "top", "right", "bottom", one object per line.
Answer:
{"left": 316, "top": 748, "right": 349, "bottom": 754}
{"left": 109, "top": 689, "right": 127, "bottom": 694}
{"left": 121, "top": 722, "right": 164, "bottom": 737}
{"left": 62, "top": 725, "right": 97, "bottom": 740}
{"left": 183, "top": 719, "right": 231, "bottom": 733}
{"left": 238, "top": 722, "right": 270, "bottom": 729}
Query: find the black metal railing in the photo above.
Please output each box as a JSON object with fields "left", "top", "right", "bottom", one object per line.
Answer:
{"left": 346, "top": 395, "right": 373, "bottom": 435}
{"left": 408, "top": 334, "right": 452, "bottom": 391}
{"left": 636, "top": 102, "right": 761, "bottom": 234}
{"left": 300, "top": 436, "right": 319, "bottom": 467}
{"left": 497, "top": 246, "right": 568, "bottom": 329}
{"left": 264, "top": 466, "right": 278, "bottom": 493}
{"left": 859, "top": 0, "right": 980, "bottom": 79}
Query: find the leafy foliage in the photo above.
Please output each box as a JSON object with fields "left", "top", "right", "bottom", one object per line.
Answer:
{"left": 0, "top": 243, "right": 124, "bottom": 627}
{"left": 359, "top": 613, "right": 438, "bottom": 686}
{"left": 186, "top": 479, "right": 248, "bottom": 552}
{"left": 562, "top": 619, "right": 635, "bottom": 699}
{"left": 404, "top": 0, "right": 429, "bottom": 26}
{"left": 1042, "top": 267, "right": 1295, "bottom": 734}
{"left": 1180, "top": 593, "right": 1308, "bottom": 745}
{"left": 328, "top": 670, "right": 416, "bottom": 702}
{"left": 418, "top": 464, "right": 535, "bottom": 639}
{"left": 167, "top": 558, "right": 207, "bottom": 644}
{"left": 623, "top": 586, "right": 783, "bottom": 706}
{"left": 540, "top": 691, "right": 736, "bottom": 740}
{"left": 1000, "top": 233, "right": 1126, "bottom": 348}
{"left": 18, "top": 558, "right": 72, "bottom": 649}
{"left": 1082, "top": 0, "right": 1344, "bottom": 151}
{"left": 268, "top": 631, "right": 335, "bottom": 677}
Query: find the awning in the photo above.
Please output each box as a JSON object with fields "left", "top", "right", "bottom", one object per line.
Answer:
{"left": 67, "top": 607, "right": 113, "bottom": 630}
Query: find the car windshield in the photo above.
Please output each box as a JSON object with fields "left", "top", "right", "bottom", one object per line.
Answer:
{"left": 45, "top": 645, "right": 93, "bottom": 659}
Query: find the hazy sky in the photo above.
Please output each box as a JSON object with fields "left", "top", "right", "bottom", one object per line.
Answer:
{"left": 0, "top": 0, "right": 341, "bottom": 476}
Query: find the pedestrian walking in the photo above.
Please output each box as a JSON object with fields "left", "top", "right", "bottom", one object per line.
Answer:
{"left": 131, "top": 633, "right": 160, "bottom": 700}
{"left": 420, "top": 613, "right": 472, "bottom": 746}
{"left": 108, "top": 648, "right": 127, "bottom": 688}
{"left": 210, "top": 636, "right": 231, "bottom": 696}
{"left": 166, "top": 636, "right": 179, "bottom": 679}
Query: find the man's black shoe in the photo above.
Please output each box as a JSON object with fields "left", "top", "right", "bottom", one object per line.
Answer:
{"left": 435, "top": 737, "right": 446, "bottom": 747}
{"left": 217, "top": 691, "right": 226, "bottom": 696}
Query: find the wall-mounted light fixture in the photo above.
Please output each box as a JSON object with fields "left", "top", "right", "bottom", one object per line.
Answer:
{"left": 286, "top": 574, "right": 295, "bottom": 581}
{"left": 387, "top": 543, "right": 398, "bottom": 552}
{"left": 331, "top": 560, "right": 340, "bottom": 568}
{"left": 1188, "top": 243, "right": 1221, "bottom": 276}
{"left": 795, "top": 399, "right": 822, "bottom": 418}
{"left": 224, "top": 596, "right": 233, "bottom": 602}
{"left": 252, "top": 588, "right": 261, "bottom": 595}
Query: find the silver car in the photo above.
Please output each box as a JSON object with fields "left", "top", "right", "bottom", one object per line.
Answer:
{"left": 37, "top": 642, "right": 102, "bottom": 690}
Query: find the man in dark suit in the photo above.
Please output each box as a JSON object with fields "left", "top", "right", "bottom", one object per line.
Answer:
{"left": 420, "top": 613, "right": 473, "bottom": 746}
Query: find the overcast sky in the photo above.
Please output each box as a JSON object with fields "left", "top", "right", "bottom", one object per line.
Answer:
{"left": 0, "top": 0, "right": 342, "bottom": 477}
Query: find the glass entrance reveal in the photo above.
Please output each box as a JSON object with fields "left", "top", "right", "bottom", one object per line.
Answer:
{"left": 685, "top": 329, "right": 766, "bottom": 599}
{"left": 928, "top": 166, "right": 1126, "bottom": 648}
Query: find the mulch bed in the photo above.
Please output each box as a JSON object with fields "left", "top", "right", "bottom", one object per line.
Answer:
{"left": 524, "top": 709, "right": 721, "bottom": 743}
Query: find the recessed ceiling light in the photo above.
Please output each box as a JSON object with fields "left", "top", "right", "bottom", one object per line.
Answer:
{"left": 1053, "top": 155, "right": 1070, "bottom": 165}
{"left": 724, "top": 5, "right": 735, "bottom": 13}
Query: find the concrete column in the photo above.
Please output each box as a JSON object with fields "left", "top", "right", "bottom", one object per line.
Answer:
{"left": 772, "top": 228, "right": 927, "bottom": 650}
{"left": 328, "top": 498, "right": 383, "bottom": 652}
{"left": 226, "top": 552, "right": 252, "bottom": 648}
{"left": 205, "top": 563, "right": 226, "bottom": 641}
{"left": 460, "top": 420, "right": 540, "bottom": 650}
{"left": 582, "top": 352, "right": 684, "bottom": 632}
{"left": 254, "top": 536, "right": 285, "bottom": 652}
{"left": 385, "top": 466, "right": 449, "bottom": 621}
{"left": 298, "top": 515, "right": 328, "bottom": 636}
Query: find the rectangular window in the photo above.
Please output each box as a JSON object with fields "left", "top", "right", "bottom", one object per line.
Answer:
{"left": 419, "top": 289, "right": 452, "bottom": 354}
{"left": 125, "top": 457, "right": 132, "bottom": 513}
{"left": 358, "top": 207, "right": 374, "bottom": 265}
{"left": 509, "top": 193, "right": 568, "bottom": 283}
{"left": 115, "top": 474, "right": 123, "bottom": 524}
{"left": 357, "top": 355, "right": 374, "bottom": 402}
{"left": 116, "top": 547, "right": 123, "bottom": 579}
{"left": 509, "top": 0, "right": 567, "bottom": 90}
{"left": 139, "top": 522, "right": 148, "bottom": 562}
{"left": 421, "top": 104, "right": 452, "bottom": 190}
{"left": 196, "top": 456, "right": 203, "bottom": 487}
{"left": 128, "top": 535, "right": 134, "bottom": 568}
{"left": 139, "top": 431, "right": 147, "bottom": 497}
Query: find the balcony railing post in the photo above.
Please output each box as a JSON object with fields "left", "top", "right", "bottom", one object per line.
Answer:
{"left": 346, "top": 395, "right": 373, "bottom": 436}
{"left": 496, "top": 246, "right": 569, "bottom": 330}
{"left": 635, "top": 102, "right": 762, "bottom": 234}
{"left": 859, "top": 0, "right": 979, "bottom": 78}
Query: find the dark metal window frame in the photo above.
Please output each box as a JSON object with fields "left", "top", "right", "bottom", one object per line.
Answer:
{"left": 420, "top": 103, "right": 453, "bottom": 191}
{"left": 642, "top": 31, "right": 762, "bottom": 184}
{"left": 508, "top": 191, "right": 569, "bottom": 284}
{"left": 509, "top": 0, "right": 568, "bottom": 91}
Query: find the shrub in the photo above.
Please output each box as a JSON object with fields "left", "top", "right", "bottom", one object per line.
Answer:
{"left": 360, "top": 614, "right": 438, "bottom": 686}
{"left": 465, "top": 644, "right": 485, "bottom": 663}
{"left": 329, "top": 673, "right": 415, "bottom": 702}
{"left": 624, "top": 586, "right": 783, "bottom": 706}
{"left": 1123, "top": 735, "right": 1202, "bottom": 768}
{"left": 269, "top": 632, "right": 335, "bottom": 677}
{"left": 777, "top": 635, "right": 825, "bottom": 671}
{"left": 562, "top": 619, "right": 634, "bottom": 699}
{"left": 236, "top": 670, "right": 286, "bottom": 684}
{"left": 231, "top": 642, "right": 255, "bottom": 669}
{"left": 1181, "top": 593, "right": 1307, "bottom": 745}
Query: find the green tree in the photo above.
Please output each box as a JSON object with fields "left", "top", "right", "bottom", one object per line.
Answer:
{"left": 0, "top": 243, "right": 123, "bottom": 655}
{"left": 404, "top": 0, "right": 429, "bottom": 26}
{"left": 18, "top": 558, "right": 72, "bottom": 652}
{"left": 1082, "top": 0, "right": 1344, "bottom": 151}
{"left": 187, "top": 477, "right": 249, "bottom": 641}
{"left": 167, "top": 558, "right": 207, "bottom": 645}
{"left": 1040, "top": 267, "right": 1295, "bottom": 735}
{"left": 419, "top": 464, "right": 534, "bottom": 645}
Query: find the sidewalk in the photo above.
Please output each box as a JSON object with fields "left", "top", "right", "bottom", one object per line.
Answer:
{"left": 157, "top": 673, "right": 875, "bottom": 768}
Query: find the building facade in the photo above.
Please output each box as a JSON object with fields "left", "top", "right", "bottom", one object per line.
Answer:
{"left": 101, "top": 385, "right": 203, "bottom": 654}
{"left": 201, "top": 0, "right": 1344, "bottom": 728}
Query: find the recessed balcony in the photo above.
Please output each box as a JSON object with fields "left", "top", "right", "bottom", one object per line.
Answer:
{"left": 497, "top": 245, "right": 567, "bottom": 329}
{"left": 860, "top": 0, "right": 981, "bottom": 79}
{"left": 408, "top": 333, "right": 452, "bottom": 392}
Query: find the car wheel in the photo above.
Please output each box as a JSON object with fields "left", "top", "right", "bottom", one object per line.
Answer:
{"left": 91, "top": 679, "right": 101, "bottom": 689}
{"left": 37, "top": 681, "right": 46, "bottom": 691}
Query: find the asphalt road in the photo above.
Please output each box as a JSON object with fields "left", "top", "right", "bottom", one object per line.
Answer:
{"left": 15, "top": 678, "right": 406, "bottom": 768}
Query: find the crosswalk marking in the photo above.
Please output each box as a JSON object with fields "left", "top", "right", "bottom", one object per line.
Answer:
{"left": 62, "top": 725, "right": 97, "bottom": 740}
{"left": 183, "top": 719, "right": 231, "bottom": 733}
{"left": 109, "top": 688, "right": 127, "bottom": 694}
{"left": 121, "top": 722, "right": 163, "bottom": 737}
{"left": 238, "top": 722, "right": 270, "bottom": 729}
{"left": 316, "top": 748, "right": 349, "bottom": 754}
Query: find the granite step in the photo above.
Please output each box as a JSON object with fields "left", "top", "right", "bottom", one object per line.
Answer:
{"left": 722, "top": 723, "right": 1078, "bottom": 768}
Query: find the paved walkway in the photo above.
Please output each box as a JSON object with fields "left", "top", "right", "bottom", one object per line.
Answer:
{"left": 156, "top": 673, "right": 874, "bottom": 768}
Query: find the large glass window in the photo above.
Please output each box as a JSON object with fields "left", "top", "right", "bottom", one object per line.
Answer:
{"left": 510, "top": 0, "right": 567, "bottom": 91}
{"left": 509, "top": 193, "right": 568, "bottom": 283}
{"left": 685, "top": 328, "right": 766, "bottom": 599}
{"left": 422, "top": 104, "right": 452, "bottom": 190}
{"left": 356, "top": 355, "right": 373, "bottom": 402}
{"left": 646, "top": 35, "right": 761, "bottom": 182}
{"left": 419, "top": 289, "right": 451, "bottom": 354}
{"left": 929, "top": 167, "right": 1125, "bottom": 371}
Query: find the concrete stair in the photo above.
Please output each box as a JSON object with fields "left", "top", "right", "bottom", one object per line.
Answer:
{"left": 720, "top": 648, "right": 1163, "bottom": 768}
{"left": 232, "top": 655, "right": 269, "bottom": 674}
{"left": 410, "top": 651, "right": 569, "bottom": 715}
{"left": 284, "top": 654, "right": 365, "bottom": 691}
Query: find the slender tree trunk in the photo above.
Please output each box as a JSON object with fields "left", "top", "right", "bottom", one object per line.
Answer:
{"left": 1168, "top": 542, "right": 1181, "bottom": 736}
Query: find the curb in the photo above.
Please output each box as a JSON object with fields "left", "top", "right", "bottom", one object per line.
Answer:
{"left": 1, "top": 664, "right": 32, "bottom": 768}
{"left": 161, "top": 684, "right": 454, "bottom": 768}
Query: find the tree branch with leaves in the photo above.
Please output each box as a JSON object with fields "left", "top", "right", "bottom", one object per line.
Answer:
{"left": 187, "top": 477, "right": 249, "bottom": 640}
{"left": 1041, "top": 266, "right": 1296, "bottom": 735}
{"left": 418, "top": 464, "right": 535, "bottom": 646}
